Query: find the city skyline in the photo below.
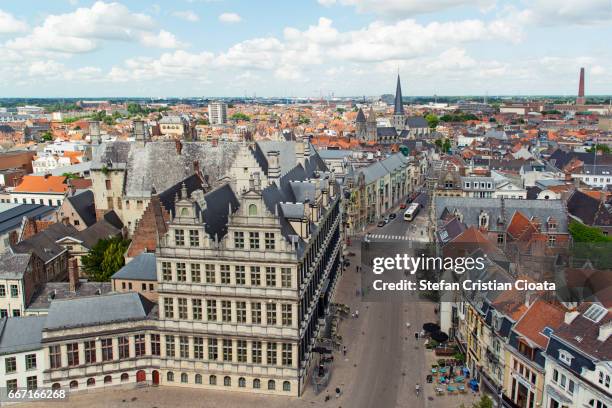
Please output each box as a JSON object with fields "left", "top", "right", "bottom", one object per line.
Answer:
{"left": 0, "top": 0, "right": 611, "bottom": 97}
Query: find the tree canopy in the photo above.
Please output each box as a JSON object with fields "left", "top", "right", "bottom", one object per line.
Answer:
{"left": 82, "top": 236, "right": 131, "bottom": 282}
{"left": 425, "top": 113, "right": 439, "bottom": 129}
{"left": 440, "top": 112, "right": 478, "bottom": 122}
{"left": 230, "top": 112, "right": 251, "bottom": 121}
{"left": 569, "top": 220, "right": 612, "bottom": 243}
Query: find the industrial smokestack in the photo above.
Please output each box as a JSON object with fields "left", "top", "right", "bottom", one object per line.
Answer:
{"left": 577, "top": 67, "right": 586, "bottom": 105}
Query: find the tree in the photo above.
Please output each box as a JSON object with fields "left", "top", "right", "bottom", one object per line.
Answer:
{"left": 230, "top": 112, "right": 251, "bottom": 121}
{"left": 586, "top": 144, "right": 611, "bottom": 154}
{"left": 569, "top": 220, "right": 612, "bottom": 243}
{"left": 197, "top": 118, "right": 210, "bottom": 125}
{"left": 298, "top": 116, "right": 310, "bottom": 125}
{"left": 61, "top": 172, "right": 78, "bottom": 179}
{"left": 40, "top": 131, "right": 53, "bottom": 141}
{"left": 425, "top": 113, "right": 439, "bottom": 129}
{"left": 82, "top": 236, "right": 131, "bottom": 282}
{"left": 459, "top": 395, "right": 493, "bottom": 408}
{"left": 336, "top": 108, "right": 345, "bottom": 114}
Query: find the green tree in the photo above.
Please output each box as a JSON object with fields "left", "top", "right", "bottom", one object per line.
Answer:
{"left": 298, "top": 116, "right": 310, "bottom": 125}
{"left": 197, "top": 118, "right": 210, "bottom": 125}
{"left": 61, "top": 172, "right": 78, "bottom": 179}
{"left": 569, "top": 220, "right": 612, "bottom": 243}
{"left": 425, "top": 113, "right": 439, "bottom": 129}
{"left": 230, "top": 112, "right": 251, "bottom": 121}
{"left": 82, "top": 236, "right": 131, "bottom": 282}
{"left": 586, "top": 144, "right": 611, "bottom": 154}
{"left": 336, "top": 108, "right": 345, "bottom": 114}
{"left": 459, "top": 395, "right": 493, "bottom": 408}
{"left": 40, "top": 131, "right": 53, "bottom": 141}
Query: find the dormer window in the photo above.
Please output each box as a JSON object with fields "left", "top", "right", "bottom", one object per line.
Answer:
{"left": 479, "top": 212, "right": 489, "bottom": 229}
{"left": 248, "top": 204, "right": 257, "bottom": 216}
{"left": 559, "top": 350, "right": 573, "bottom": 366}
{"left": 465, "top": 182, "right": 471, "bottom": 189}
{"left": 599, "top": 371, "right": 611, "bottom": 388}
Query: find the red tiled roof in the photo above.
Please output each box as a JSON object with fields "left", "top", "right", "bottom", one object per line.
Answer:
{"left": 14, "top": 175, "right": 68, "bottom": 193}
{"left": 514, "top": 300, "right": 567, "bottom": 349}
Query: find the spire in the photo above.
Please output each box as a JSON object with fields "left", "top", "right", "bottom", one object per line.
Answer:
{"left": 356, "top": 108, "right": 366, "bottom": 123}
{"left": 367, "top": 106, "right": 376, "bottom": 123}
{"left": 394, "top": 74, "right": 404, "bottom": 115}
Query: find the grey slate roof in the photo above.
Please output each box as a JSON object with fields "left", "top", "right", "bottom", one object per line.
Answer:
{"left": 112, "top": 252, "right": 157, "bottom": 281}
{"left": 0, "top": 204, "right": 55, "bottom": 235}
{"left": 73, "top": 218, "right": 122, "bottom": 248}
{"left": 394, "top": 74, "right": 404, "bottom": 115}
{"left": 44, "top": 292, "right": 154, "bottom": 330}
{"left": 377, "top": 127, "right": 397, "bottom": 138}
{"left": 435, "top": 196, "right": 568, "bottom": 233}
{"left": 358, "top": 161, "right": 388, "bottom": 185}
{"left": 13, "top": 222, "right": 78, "bottom": 263}
{"left": 0, "top": 253, "right": 31, "bottom": 279}
{"left": 65, "top": 190, "right": 96, "bottom": 227}
{"left": 201, "top": 184, "right": 239, "bottom": 240}
{"left": 356, "top": 108, "right": 366, "bottom": 123}
{"left": 317, "top": 149, "right": 353, "bottom": 160}
{"left": 405, "top": 116, "right": 428, "bottom": 128}
{"left": 27, "top": 282, "right": 112, "bottom": 312}
{"left": 0, "top": 316, "right": 46, "bottom": 355}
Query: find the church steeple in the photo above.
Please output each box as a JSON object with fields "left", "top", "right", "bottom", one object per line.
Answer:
{"left": 394, "top": 74, "right": 404, "bottom": 116}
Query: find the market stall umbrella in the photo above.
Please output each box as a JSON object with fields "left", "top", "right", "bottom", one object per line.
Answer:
{"left": 430, "top": 331, "right": 449, "bottom": 343}
{"left": 423, "top": 322, "right": 440, "bottom": 333}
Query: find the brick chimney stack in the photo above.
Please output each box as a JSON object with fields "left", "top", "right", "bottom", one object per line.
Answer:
{"left": 68, "top": 258, "right": 80, "bottom": 292}
{"left": 576, "top": 67, "right": 586, "bottom": 105}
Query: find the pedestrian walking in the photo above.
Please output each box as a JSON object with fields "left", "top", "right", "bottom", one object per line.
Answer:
{"left": 355, "top": 310, "right": 359, "bottom": 318}
{"left": 415, "top": 332, "right": 419, "bottom": 340}
{"left": 336, "top": 387, "right": 341, "bottom": 398}
{"left": 343, "top": 345, "right": 347, "bottom": 356}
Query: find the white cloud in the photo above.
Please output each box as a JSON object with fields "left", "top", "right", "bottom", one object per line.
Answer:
{"left": 219, "top": 13, "right": 242, "bottom": 23}
{"left": 107, "top": 50, "right": 214, "bottom": 82}
{"left": 172, "top": 10, "right": 200, "bottom": 22}
{"left": 592, "top": 65, "right": 605, "bottom": 76}
{"left": 0, "top": 9, "right": 28, "bottom": 33}
{"left": 6, "top": 1, "right": 183, "bottom": 54}
{"left": 317, "top": 0, "right": 495, "bottom": 16}
{"left": 523, "top": 0, "right": 612, "bottom": 25}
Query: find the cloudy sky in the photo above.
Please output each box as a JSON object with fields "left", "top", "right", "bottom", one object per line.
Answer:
{"left": 0, "top": 0, "right": 611, "bottom": 97}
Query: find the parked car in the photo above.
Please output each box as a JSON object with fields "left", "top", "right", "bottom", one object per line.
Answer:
{"left": 377, "top": 220, "right": 385, "bottom": 227}
{"left": 384, "top": 216, "right": 390, "bottom": 224}
{"left": 399, "top": 203, "right": 407, "bottom": 209}
{"left": 389, "top": 213, "right": 397, "bottom": 220}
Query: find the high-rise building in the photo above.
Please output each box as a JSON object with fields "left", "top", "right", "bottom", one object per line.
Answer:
{"left": 208, "top": 101, "right": 228, "bottom": 125}
{"left": 577, "top": 67, "right": 586, "bottom": 105}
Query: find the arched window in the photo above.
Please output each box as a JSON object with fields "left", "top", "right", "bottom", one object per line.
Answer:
{"left": 120, "top": 373, "right": 129, "bottom": 382}
{"left": 209, "top": 375, "right": 217, "bottom": 385}
{"left": 69, "top": 380, "right": 78, "bottom": 389}
{"left": 167, "top": 372, "right": 174, "bottom": 382}
{"left": 87, "top": 378, "right": 95, "bottom": 387}
{"left": 283, "top": 381, "right": 291, "bottom": 391}
{"left": 253, "top": 378, "right": 261, "bottom": 389}
{"left": 52, "top": 383, "right": 61, "bottom": 390}
{"left": 181, "top": 208, "right": 189, "bottom": 216}
{"left": 181, "top": 373, "right": 188, "bottom": 383}
{"left": 268, "top": 380, "right": 276, "bottom": 390}
{"left": 238, "top": 377, "right": 246, "bottom": 388}
{"left": 248, "top": 204, "right": 257, "bottom": 216}
{"left": 104, "top": 376, "right": 112, "bottom": 384}
{"left": 195, "top": 374, "right": 202, "bottom": 384}
{"left": 223, "top": 376, "right": 231, "bottom": 387}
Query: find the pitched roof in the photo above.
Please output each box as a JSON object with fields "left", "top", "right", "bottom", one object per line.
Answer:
{"left": 394, "top": 74, "right": 404, "bottom": 115}
{"left": 14, "top": 175, "right": 67, "bottom": 193}
{"left": 0, "top": 204, "right": 55, "bottom": 235}
{"left": 0, "top": 253, "right": 31, "bottom": 279}
{"left": 513, "top": 300, "right": 566, "bottom": 349}
{"left": 73, "top": 217, "right": 122, "bottom": 248}
{"left": 65, "top": 190, "right": 96, "bottom": 227}
{"left": 0, "top": 316, "right": 46, "bottom": 355}
{"left": 553, "top": 302, "right": 612, "bottom": 360}
{"left": 355, "top": 108, "right": 366, "bottom": 123}
{"left": 13, "top": 222, "right": 78, "bottom": 263}
{"left": 112, "top": 252, "right": 157, "bottom": 281}
{"left": 405, "top": 116, "right": 428, "bottom": 128}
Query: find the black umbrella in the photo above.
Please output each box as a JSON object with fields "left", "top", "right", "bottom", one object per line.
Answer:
{"left": 423, "top": 322, "right": 440, "bottom": 333}
{"left": 430, "top": 331, "right": 449, "bottom": 343}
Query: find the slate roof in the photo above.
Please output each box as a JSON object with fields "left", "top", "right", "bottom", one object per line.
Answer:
{"left": 358, "top": 161, "right": 388, "bottom": 184}
{"left": 355, "top": 108, "right": 366, "bottom": 123}
{"left": 44, "top": 292, "right": 155, "bottom": 330}
{"left": 13, "top": 222, "right": 78, "bottom": 263}
{"left": 0, "top": 253, "right": 31, "bottom": 279}
{"left": 202, "top": 184, "right": 239, "bottom": 240}
{"left": 317, "top": 149, "right": 353, "bottom": 160}
{"left": 405, "top": 116, "right": 428, "bottom": 128}
{"left": 549, "top": 149, "right": 612, "bottom": 170}
{"left": 0, "top": 204, "right": 55, "bottom": 235}
{"left": 73, "top": 218, "right": 122, "bottom": 248}
{"left": 566, "top": 189, "right": 612, "bottom": 228}
{"left": 377, "top": 127, "right": 397, "bottom": 138}
{"left": 26, "top": 282, "right": 112, "bottom": 312}
{"left": 65, "top": 190, "right": 96, "bottom": 227}
{"left": 0, "top": 316, "right": 46, "bottom": 355}
{"left": 159, "top": 174, "right": 205, "bottom": 218}
{"left": 112, "top": 252, "right": 157, "bottom": 281}
{"left": 394, "top": 74, "right": 404, "bottom": 115}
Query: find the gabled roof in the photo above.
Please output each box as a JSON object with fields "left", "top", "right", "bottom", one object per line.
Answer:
{"left": 13, "top": 222, "right": 78, "bottom": 263}
{"left": 0, "top": 204, "right": 55, "bottom": 235}
{"left": 112, "top": 252, "right": 157, "bottom": 281}
{"left": 405, "top": 116, "right": 428, "bottom": 128}
{"left": 0, "top": 316, "right": 46, "bottom": 355}
{"left": 202, "top": 183, "right": 239, "bottom": 240}
{"left": 513, "top": 300, "right": 566, "bottom": 349}
{"left": 356, "top": 108, "right": 366, "bottom": 123}
{"left": 73, "top": 217, "right": 122, "bottom": 249}
{"left": 0, "top": 253, "right": 31, "bottom": 279}
{"left": 65, "top": 190, "right": 96, "bottom": 227}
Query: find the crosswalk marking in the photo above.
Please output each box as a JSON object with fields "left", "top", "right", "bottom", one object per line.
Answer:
{"left": 366, "top": 234, "right": 416, "bottom": 241}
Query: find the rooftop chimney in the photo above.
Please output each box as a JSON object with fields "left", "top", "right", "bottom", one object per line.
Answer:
{"left": 576, "top": 67, "right": 586, "bottom": 105}
{"left": 175, "top": 139, "right": 183, "bottom": 155}
{"left": 267, "top": 150, "right": 281, "bottom": 184}
{"left": 295, "top": 134, "right": 305, "bottom": 166}
{"left": 68, "top": 258, "right": 80, "bottom": 292}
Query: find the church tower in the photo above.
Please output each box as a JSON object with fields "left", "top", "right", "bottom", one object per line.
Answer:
{"left": 355, "top": 107, "right": 367, "bottom": 141}
{"left": 366, "top": 106, "right": 377, "bottom": 142}
{"left": 392, "top": 74, "right": 406, "bottom": 131}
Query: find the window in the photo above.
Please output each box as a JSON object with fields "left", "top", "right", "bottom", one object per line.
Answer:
{"left": 252, "top": 302, "right": 262, "bottom": 324}
{"left": 192, "top": 299, "right": 202, "bottom": 320}
{"left": 118, "top": 336, "right": 129, "bottom": 359}
{"left": 194, "top": 337, "right": 204, "bottom": 359}
{"left": 238, "top": 377, "right": 246, "bottom": 388}
{"left": 249, "top": 232, "right": 260, "bottom": 249}
{"left": 85, "top": 340, "right": 96, "bottom": 363}
{"left": 568, "top": 379, "right": 574, "bottom": 395}
{"left": 165, "top": 335, "right": 175, "bottom": 357}
{"left": 222, "top": 339, "right": 232, "bottom": 362}
{"left": 208, "top": 339, "right": 218, "bottom": 360}
{"left": 179, "top": 336, "right": 189, "bottom": 359}
{"left": 224, "top": 376, "right": 231, "bottom": 387}
{"left": 150, "top": 334, "right": 160, "bottom": 356}
{"left": 49, "top": 345, "right": 61, "bottom": 369}
{"left": 10, "top": 284, "right": 18, "bottom": 298}
{"left": 174, "top": 229, "right": 185, "bottom": 246}
{"left": 209, "top": 375, "right": 217, "bottom": 385}
{"left": 135, "top": 334, "right": 145, "bottom": 357}
{"left": 67, "top": 343, "right": 79, "bottom": 366}
{"left": 249, "top": 204, "right": 257, "bottom": 215}
{"left": 281, "top": 268, "right": 292, "bottom": 288}
{"left": 191, "top": 264, "right": 201, "bottom": 283}
{"left": 281, "top": 304, "right": 292, "bottom": 326}
{"left": 162, "top": 262, "right": 172, "bottom": 281}
{"left": 195, "top": 374, "right": 202, "bottom": 384}
{"left": 266, "top": 267, "right": 276, "bottom": 287}
{"left": 283, "top": 381, "right": 291, "bottom": 392}
{"left": 220, "top": 265, "right": 231, "bottom": 284}
{"left": 205, "top": 264, "right": 216, "bottom": 283}
{"left": 207, "top": 300, "right": 217, "bottom": 321}
{"left": 589, "top": 399, "right": 609, "bottom": 408}
{"left": 5, "top": 356, "right": 16, "bottom": 373}
{"left": 69, "top": 380, "right": 78, "bottom": 389}
{"left": 164, "top": 297, "right": 174, "bottom": 318}
{"left": 253, "top": 378, "right": 261, "bottom": 389}
{"left": 86, "top": 378, "right": 95, "bottom": 387}
{"left": 0, "top": 285, "right": 5, "bottom": 297}
{"left": 176, "top": 263, "right": 187, "bottom": 282}
{"left": 267, "top": 303, "right": 277, "bottom": 325}
{"left": 236, "top": 301, "right": 247, "bottom": 323}
{"left": 181, "top": 373, "right": 188, "bottom": 383}
{"left": 233, "top": 265, "right": 246, "bottom": 286}
{"left": 250, "top": 266, "right": 261, "bottom": 286}
{"left": 265, "top": 233, "right": 275, "bottom": 250}
{"left": 189, "top": 230, "right": 199, "bottom": 247}
{"left": 167, "top": 372, "right": 174, "bottom": 382}
{"left": 25, "top": 354, "right": 36, "bottom": 370}
{"left": 237, "top": 340, "right": 247, "bottom": 363}
{"left": 252, "top": 341, "right": 262, "bottom": 364}
{"left": 282, "top": 343, "right": 292, "bottom": 366}
{"left": 552, "top": 369, "right": 559, "bottom": 383}
{"left": 497, "top": 233, "right": 504, "bottom": 244}
{"left": 142, "top": 283, "right": 146, "bottom": 291}
{"left": 268, "top": 380, "right": 276, "bottom": 390}
{"left": 7, "top": 379, "right": 17, "bottom": 392}
{"left": 267, "top": 342, "right": 277, "bottom": 365}
{"left": 178, "top": 298, "right": 188, "bottom": 319}
{"left": 559, "top": 350, "right": 573, "bottom": 365}
{"left": 104, "top": 376, "right": 112, "bottom": 384}
{"left": 548, "top": 235, "right": 556, "bottom": 248}
{"left": 234, "top": 231, "right": 245, "bottom": 249}
{"left": 105, "top": 179, "right": 112, "bottom": 190}
{"left": 222, "top": 301, "right": 232, "bottom": 322}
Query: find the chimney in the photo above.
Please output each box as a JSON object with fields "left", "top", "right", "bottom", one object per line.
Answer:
{"left": 253, "top": 172, "right": 261, "bottom": 191}
{"left": 267, "top": 150, "right": 281, "bottom": 184}
{"left": 564, "top": 310, "right": 580, "bottom": 325}
{"left": 68, "top": 258, "right": 80, "bottom": 292}
{"left": 598, "top": 322, "right": 612, "bottom": 342}
{"left": 193, "top": 160, "right": 200, "bottom": 176}
{"left": 576, "top": 67, "right": 586, "bottom": 105}
{"left": 295, "top": 134, "right": 305, "bottom": 166}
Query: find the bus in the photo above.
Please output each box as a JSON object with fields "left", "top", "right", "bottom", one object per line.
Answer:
{"left": 404, "top": 203, "right": 420, "bottom": 221}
